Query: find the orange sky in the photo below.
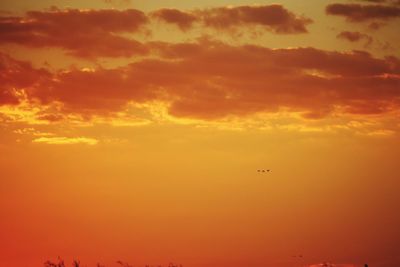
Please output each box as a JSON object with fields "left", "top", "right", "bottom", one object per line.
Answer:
{"left": 0, "top": 1, "right": 400, "bottom": 267}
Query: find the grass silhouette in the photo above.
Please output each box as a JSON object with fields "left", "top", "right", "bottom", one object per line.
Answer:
{"left": 44, "top": 258, "right": 81, "bottom": 267}
{"left": 44, "top": 258, "right": 183, "bottom": 267}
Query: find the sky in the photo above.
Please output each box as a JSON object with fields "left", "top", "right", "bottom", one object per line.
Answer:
{"left": 0, "top": 0, "right": 399, "bottom": 267}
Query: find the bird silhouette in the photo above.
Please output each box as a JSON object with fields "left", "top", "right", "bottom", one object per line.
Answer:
{"left": 292, "top": 255, "right": 303, "bottom": 258}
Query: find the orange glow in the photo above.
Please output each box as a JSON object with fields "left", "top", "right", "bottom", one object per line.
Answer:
{"left": 1, "top": 1, "right": 399, "bottom": 267}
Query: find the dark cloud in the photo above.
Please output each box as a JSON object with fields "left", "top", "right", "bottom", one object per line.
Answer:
{"left": 337, "top": 31, "right": 373, "bottom": 46}
{"left": 151, "top": 4, "right": 313, "bottom": 34}
{"left": 196, "top": 4, "right": 313, "bottom": 34}
{"left": 1, "top": 41, "right": 399, "bottom": 120}
{"left": 326, "top": 3, "right": 400, "bottom": 22}
{"left": 357, "top": 0, "right": 387, "bottom": 3}
{"left": 151, "top": 8, "right": 197, "bottom": 31}
{"left": 355, "top": 0, "right": 400, "bottom": 5}
{"left": 0, "top": 53, "right": 50, "bottom": 105}
{"left": 0, "top": 5, "right": 312, "bottom": 59}
{"left": 0, "top": 8, "right": 149, "bottom": 58}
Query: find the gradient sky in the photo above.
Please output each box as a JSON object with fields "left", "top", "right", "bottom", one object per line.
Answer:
{"left": 0, "top": 1, "right": 400, "bottom": 267}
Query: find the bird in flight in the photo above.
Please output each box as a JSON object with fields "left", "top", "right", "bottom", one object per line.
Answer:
{"left": 257, "top": 169, "right": 270, "bottom": 172}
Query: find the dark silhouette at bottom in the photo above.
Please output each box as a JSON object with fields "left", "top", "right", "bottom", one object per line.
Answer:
{"left": 45, "top": 259, "right": 183, "bottom": 267}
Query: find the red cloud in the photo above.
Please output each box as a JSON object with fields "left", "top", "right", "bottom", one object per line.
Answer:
{"left": 1, "top": 41, "right": 400, "bottom": 120}
{"left": 197, "top": 5, "right": 313, "bottom": 34}
{"left": 337, "top": 31, "right": 373, "bottom": 46}
{"left": 0, "top": 53, "right": 50, "bottom": 105}
{"left": 0, "top": 5, "right": 312, "bottom": 60}
{"left": 151, "top": 5, "right": 312, "bottom": 34}
{"left": 357, "top": 0, "right": 400, "bottom": 4}
{"left": 0, "top": 8, "right": 149, "bottom": 58}
{"left": 151, "top": 8, "right": 197, "bottom": 30}
{"left": 326, "top": 3, "right": 400, "bottom": 22}
{"left": 357, "top": 0, "right": 388, "bottom": 3}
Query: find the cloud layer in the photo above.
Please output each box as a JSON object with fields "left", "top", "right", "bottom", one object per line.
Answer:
{"left": 0, "top": 7, "right": 149, "bottom": 58}
{"left": 326, "top": 3, "right": 400, "bottom": 22}
{"left": 152, "top": 5, "right": 313, "bottom": 34}
{"left": 0, "top": 53, "right": 50, "bottom": 105}
{"left": 1, "top": 39, "right": 399, "bottom": 121}
{"left": 0, "top": 5, "right": 312, "bottom": 58}
{"left": 0, "top": 5, "right": 399, "bottom": 123}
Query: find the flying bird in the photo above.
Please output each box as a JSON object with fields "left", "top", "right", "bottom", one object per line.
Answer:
{"left": 257, "top": 169, "right": 270, "bottom": 172}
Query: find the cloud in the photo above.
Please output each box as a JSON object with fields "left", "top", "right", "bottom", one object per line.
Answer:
{"left": 1, "top": 40, "right": 400, "bottom": 121}
{"left": 197, "top": 5, "right": 313, "bottom": 34}
{"left": 103, "top": 0, "right": 131, "bottom": 5}
{"left": 0, "top": 5, "right": 311, "bottom": 59}
{"left": 0, "top": 88, "right": 19, "bottom": 105}
{"left": 364, "top": 129, "right": 396, "bottom": 136}
{"left": 14, "top": 127, "right": 54, "bottom": 136}
{"left": 361, "top": 0, "right": 386, "bottom": 2}
{"left": 152, "top": 5, "right": 313, "bottom": 34}
{"left": 0, "top": 7, "right": 149, "bottom": 58}
{"left": 32, "top": 136, "right": 98, "bottom": 145}
{"left": 356, "top": 0, "right": 387, "bottom": 3}
{"left": 151, "top": 8, "right": 197, "bottom": 31}
{"left": 355, "top": 0, "right": 400, "bottom": 5}
{"left": 336, "top": 31, "right": 373, "bottom": 46}
{"left": 326, "top": 3, "right": 400, "bottom": 22}
{"left": 0, "top": 53, "right": 50, "bottom": 105}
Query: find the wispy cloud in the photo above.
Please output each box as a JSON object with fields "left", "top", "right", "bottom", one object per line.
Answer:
{"left": 32, "top": 136, "right": 98, "bottom": 145}
{"left": 336, "top": 31, "right": 373, "bottom": 47}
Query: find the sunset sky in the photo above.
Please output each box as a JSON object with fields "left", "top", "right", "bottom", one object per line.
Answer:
{"left": 0, "top": 0, "right": 399, "bottom": 267}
